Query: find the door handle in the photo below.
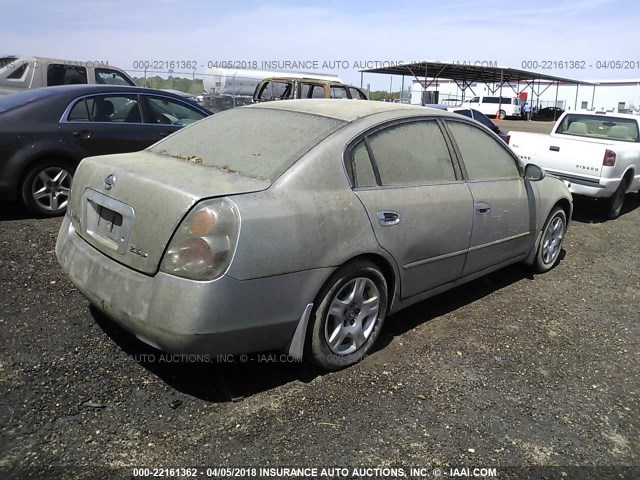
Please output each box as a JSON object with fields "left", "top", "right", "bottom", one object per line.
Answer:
{"left": 159, "top": 131, "right": 172, "bottom": 137}
{"left": 377, "top": 211, "right": 401, "bottom": 226}
{"left": 549, "top": 145, "right": 560, "bottom": 152}
{"left": 72, "top": 130, "right": 92, "bottom": 139}
{"left": 475, "top": 202, "right": 491, "bottom": 215}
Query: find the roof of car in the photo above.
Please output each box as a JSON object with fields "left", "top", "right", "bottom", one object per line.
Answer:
{"left": 260, "top": 77, "right": 364, "bottom": 87}
{"left": 1, "top": 55, "right": 129, "bottom": 71}
{"left": 250, "top": 99, "right": 454, "bottom": 122}
{"left": 4, "top": 85, "right": 208, "bottom": 109}
{"left": 0, "top": 84, "right": 211, "bottom": 116}
{"left": 22, "top": 84, "right": 181, "bottom": 95}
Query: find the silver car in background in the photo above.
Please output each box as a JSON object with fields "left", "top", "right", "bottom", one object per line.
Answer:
{"left": 56, "top": 100, "right": 572, "bottom": 370}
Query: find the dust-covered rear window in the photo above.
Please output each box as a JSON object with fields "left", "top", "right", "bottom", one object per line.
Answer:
{"left": 148, "top": 107, "right": 346, "bottom": 180}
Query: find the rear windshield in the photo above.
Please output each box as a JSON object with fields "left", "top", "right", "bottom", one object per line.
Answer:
{"left": 0, "top": 88, "right": 57, "bottom": 113}
{"left": 149, "top": 107, "right": 346, "bottom": 180}
{"left": 556, "top": 114, "right": 639, "bottom": 142}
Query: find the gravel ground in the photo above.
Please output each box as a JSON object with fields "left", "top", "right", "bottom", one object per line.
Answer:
{"left": 497, "top": 119, "right": 555, "bottom": 135}
{"left": 1, "top": 190, "right": 639, "bottom": 479}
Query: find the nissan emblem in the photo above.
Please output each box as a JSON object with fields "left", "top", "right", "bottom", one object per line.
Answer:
{"left": 104, "top": 174, "right": 116, "bottom": 190}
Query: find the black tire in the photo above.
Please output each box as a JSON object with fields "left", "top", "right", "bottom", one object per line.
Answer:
{"left": 21, "top": 160, "right": 74, "bottom": 217}
{"left": 498, "top": 110, "right": 506, "bottom": 120}
{"left": 533, "top": 206, "right": 567, "bottom": 273}
{"left": 604, "top": 178, "right": 628, "bottom": 219}
{"left": 307, "top": 261, "right": 388, "bottom": 370}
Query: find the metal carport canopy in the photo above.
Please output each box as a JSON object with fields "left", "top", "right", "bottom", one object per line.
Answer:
{"left": 359, "top": 61, "right": 596, "bottom": 113}
{"left": 358, "top": 61, "right": 595, "bottom": 86}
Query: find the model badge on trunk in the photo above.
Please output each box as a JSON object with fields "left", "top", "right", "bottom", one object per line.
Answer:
{"left": 104, "top": 174, "right": 116, "bottom": 190}
{"left": 129, "top": 245, "right": 148, "bottom": 258}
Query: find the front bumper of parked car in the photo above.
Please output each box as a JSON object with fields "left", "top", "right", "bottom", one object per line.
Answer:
{"left": 56, "top": 215, "right": 329, "bottom": 356}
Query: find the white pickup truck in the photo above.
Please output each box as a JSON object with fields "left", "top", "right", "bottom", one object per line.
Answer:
{"left": 508, "top": 111, "right": 640, "bottom": 218}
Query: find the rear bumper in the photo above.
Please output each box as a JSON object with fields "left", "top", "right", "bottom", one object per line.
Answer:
{"left": 56, "top": 215, "right": 331, "bottom": 355}
{"left": 546, "top": 171, "right": 619, "bottom": 198}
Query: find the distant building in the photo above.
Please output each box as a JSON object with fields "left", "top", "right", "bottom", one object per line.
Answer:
{"left": 411, "top": 78, "right": 640, "bottom": 114}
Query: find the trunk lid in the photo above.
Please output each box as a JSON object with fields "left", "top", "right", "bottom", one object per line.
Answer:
{"left": 68, "top": 151, "right": 270, "bottom": 275}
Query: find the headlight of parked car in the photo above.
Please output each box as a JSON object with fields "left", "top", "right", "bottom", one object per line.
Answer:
{"left": 160, "top": 198, "right": 239, "bottom": 281}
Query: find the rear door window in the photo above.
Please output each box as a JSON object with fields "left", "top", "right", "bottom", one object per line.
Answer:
{"left": 47, "top": 64, "right": 88, "bottom": 86}
{"left": 67, "top": 99, "right": 91, "bottom": 121}
{"left": 67, "top": 95, "right": 142, "bottom": 123}
{"left": 367, "top": 120, "right": 456, "bottom": 186}
{"left": 310, "top": 85, "right": 326, "bottom": 98}
{"left": 300, "top": 83, "right": 312, "bottom": 98}
{"left": 349, "top": 141, "right": 378, "bottom": 187}
{"left": 257, "top": 81, "right": 293, "bottom": 101}
{"left": 301, "top": 82, "right": 326, "bottom": 98}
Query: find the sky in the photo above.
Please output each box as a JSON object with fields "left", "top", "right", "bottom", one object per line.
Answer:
{"left": 1, "top": 0, "right": 639, "bottom": 90}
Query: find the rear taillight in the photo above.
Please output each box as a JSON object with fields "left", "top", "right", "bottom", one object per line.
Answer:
{"left": 161, "top": 198, "right": 239, "bottom": 281}
{"left": 603, "top": 149, "right": 616, "bottom": 167}
{"left": 505, "top": 134, "right": 511, "bottom": 144}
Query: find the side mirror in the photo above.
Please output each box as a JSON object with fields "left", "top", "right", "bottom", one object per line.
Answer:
{"left": 524, "top": 163, "right": 546, "bottom": 181}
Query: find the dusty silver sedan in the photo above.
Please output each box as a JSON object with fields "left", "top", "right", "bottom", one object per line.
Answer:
{"left": 56, "top": 100, "right": 572, "bottom": 370}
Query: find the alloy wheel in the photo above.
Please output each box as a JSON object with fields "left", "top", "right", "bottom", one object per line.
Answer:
{"left": 30, "top": 167, "right": 72, "bottom": 213}
{"left": 324, "top": 277, "right": 380, "bottom": 355}
{"left": 542, "top": 215, "right": 565, "bottom": 265}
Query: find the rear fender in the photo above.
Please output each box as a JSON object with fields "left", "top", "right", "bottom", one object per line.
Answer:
{"left": 524, "top": 177, "right": 572, "bottom": 265}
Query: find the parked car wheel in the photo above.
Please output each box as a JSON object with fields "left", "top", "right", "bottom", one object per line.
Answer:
{"left": 604, "top": 178, "right": 628, "bottom": 219}
{"left": 307, "top": 261, "right": 388, "bottom": 370}
{"left": 498, "top": 110, "right": 506, "bottom": 120}
{"left": 534, "top": 206, "right": 567, "bottom": 272}
{"left": 21, "top": 160, "right": 74, "bottom": 217}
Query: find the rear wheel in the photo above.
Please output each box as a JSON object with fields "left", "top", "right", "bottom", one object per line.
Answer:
{"left": 533, "top": 206, "right": 567, "bottom": 273}
{"left": 604, "top": 178, "right": 628, "bottom": 219}
{"left": 21, "top": 160, "right": 74, "bottom": 217}
{"left": 498, "top": 110, "right": 506, "bottom": 120}
{"left": 307, "top": 261, "right": 387, "bottom": 370}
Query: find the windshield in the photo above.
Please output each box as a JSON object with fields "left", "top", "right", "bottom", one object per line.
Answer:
{"left": 149, "top": 107, "right": 346, "bottom": 180}
{"left": 0, "top": 88, "right": 57, "bottom": 113}
{"left": 556, "top": 114, "right": 639, "bottom": 142}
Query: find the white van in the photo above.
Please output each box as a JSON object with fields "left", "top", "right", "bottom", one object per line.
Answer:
{"left": 460, "top": 96, "right": 522, "bottom": 119}
{"left": 0, "top": 55, "right": 136, "bottom": 96}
